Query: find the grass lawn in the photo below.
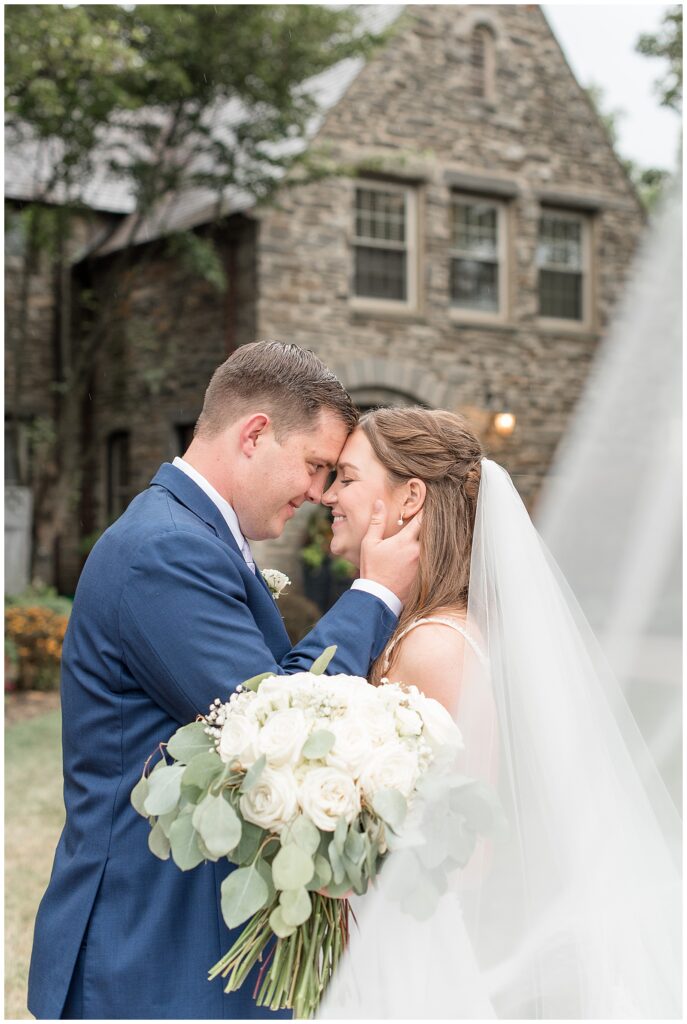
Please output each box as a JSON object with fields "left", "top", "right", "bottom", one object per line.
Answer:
{"left": 5, "top": 709, "right": 64, "bottom": 1020}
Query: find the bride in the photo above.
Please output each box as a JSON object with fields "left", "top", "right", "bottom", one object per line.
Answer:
{"left": 319, "top": 406, "right": 681, "bottom": 1019}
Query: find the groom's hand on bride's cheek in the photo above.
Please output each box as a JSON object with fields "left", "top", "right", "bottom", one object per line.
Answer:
{"left": 360, "top": 500, "right": 423, "bottom": 605}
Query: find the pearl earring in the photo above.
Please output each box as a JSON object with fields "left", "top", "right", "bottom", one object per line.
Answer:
{"left": 397, "top": 514, "right": 404, "bottom": 526}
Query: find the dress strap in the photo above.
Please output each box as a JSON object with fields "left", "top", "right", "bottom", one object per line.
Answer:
{"left": 380, "top": 616, "right": 487, "bottom": 676}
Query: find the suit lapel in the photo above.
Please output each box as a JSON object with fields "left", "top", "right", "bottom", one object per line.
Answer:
{"left": 149, "top": 464, "right": 291, "bottom": 648}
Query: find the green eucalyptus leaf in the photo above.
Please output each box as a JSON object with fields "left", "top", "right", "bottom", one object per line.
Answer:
{"left": 302, "top": 730, "right": 335, "bottom": 760}
{"left": 143, "top": 764, "right": 185, "bottom": 816}
{"left": 195, "top": 832, "right": 219, "bottom": 863}
{"left": 269, "top": 905, "right": 297, "bottom": 938}
{"left": 239, "top": 754, "right": 266, "bottom": 794}
{"left": 130, "top": 775, "right": 149, "bottom": 818}
{"left": 169, "top": 812, "right": 205, "bottom": 870}
{"left": 372, "top": 788, "right": 407, "bottom": 833}
{"left": 324, "top": 876, "right": 353, "bottom": 898}
{"left": 182, "top": 750, "right": 223, "bottom": 791}
{"left": 333, "top": 815, "right": 348, "bottom": 856}
{"left": 242, "top": 671, "right": 273, "bottom": 693}
{"left": 344, "top": 828, "right": 365, "bottom": 865}
{"left": 230, "top": 819, "right": 264, "bottom": 865}
{"left": 255, "top": 857, "right": 276, "bottom": 904}
{"left": 157, "top": 807, "right": 180, "bottom": 839}
{"left": 167, "top": 721, "right": 213, "bottom": 763}
{"left": 306, "top": 853, "right": 332, "bottom": 891}
{"left": 148, "top": 820, "right": 171, "bottom": 860}
{"left": 272, "top": 843, "right": 315, "bottom": 891}
{"left": 328, "top": 839, "right": 346, "bottom": 885}
{"left": 220, "top": 865, "right": 269, "bottom": 929}
{"left": 192, "top": 793, "right": 242, "bottom": 858}
{"left": 310, "top": 646, "right": 337, "bottom": 675}
{"left": 282, "top": 815, "right": 320, "bottom": 855}
{"left": 279, "top": 886, "right": 312, "bottom": 927}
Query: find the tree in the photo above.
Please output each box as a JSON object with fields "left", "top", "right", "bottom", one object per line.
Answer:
{"left": 4, "top": 5, "right": 390, "bottom": 584}
{"left": 636, "top": 5, "right": 682, "bottom": 113}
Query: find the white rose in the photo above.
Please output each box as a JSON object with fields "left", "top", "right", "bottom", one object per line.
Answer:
{"left": 411, "top": 694, "right": 464, "bottom": 752}
{"left": 251, "top": 677, "right": 292, "bottom": 714}
{"left": 239, "top": 765, "right": 299, "bottom": 832}
{"left": 395, "top": 705, "right": 423, "bottom": 738}
{"left": 257, "top": 708, "right": 310, "bottom": 766}
{"left": 351, "top": 700, "right": 397, "bottom": 747}
{"left": 325, "top": 717, "right": 372, "bottom": 779}
{"left": 218, "top": 714, "right": 259, "bottom": 768}
{"left": 298, "top": 766, "right": 361, "bottom": 831}
{"left": 358, "top": 742, "right": 420, "bottom": 800}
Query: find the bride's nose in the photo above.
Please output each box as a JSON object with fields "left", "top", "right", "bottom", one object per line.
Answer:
{"left": 321, "top": 481, "right": 336, "bottom": 507}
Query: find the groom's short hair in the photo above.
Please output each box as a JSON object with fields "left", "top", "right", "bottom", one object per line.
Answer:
{"left": 195, "top": 340, "right": 358, "bottom": 439}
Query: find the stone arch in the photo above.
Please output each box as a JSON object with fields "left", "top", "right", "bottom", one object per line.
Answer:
{"left": 331, "top": 356, "right": 460, "bottom": 411}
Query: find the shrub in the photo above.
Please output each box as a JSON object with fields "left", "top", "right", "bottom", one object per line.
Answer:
{"left": 4, "top": 590, "right": 71, "bottom": 691}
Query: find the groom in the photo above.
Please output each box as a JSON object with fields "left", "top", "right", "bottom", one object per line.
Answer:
{"left": 28, "top": 341, "right": 421, "bottom": 1020}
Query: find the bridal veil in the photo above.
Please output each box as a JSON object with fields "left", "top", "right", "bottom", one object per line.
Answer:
{"left": 320, "top": 190, "right": 681, "bottom": 1020}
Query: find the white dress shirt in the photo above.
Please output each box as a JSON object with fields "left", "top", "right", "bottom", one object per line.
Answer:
{"left": 172, "top": 457, "right": 402, "bottom": 616}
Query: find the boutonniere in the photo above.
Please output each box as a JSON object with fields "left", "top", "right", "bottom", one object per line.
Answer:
{"left": 261, "top": 569, "right": 291, "bottom": 600}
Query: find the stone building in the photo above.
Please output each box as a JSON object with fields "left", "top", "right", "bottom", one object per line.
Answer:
{"left": 5, "top": 4, "right": 645, "bottom": 595}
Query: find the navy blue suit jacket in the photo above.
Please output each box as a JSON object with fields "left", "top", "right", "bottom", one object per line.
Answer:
{"left": 28, "top": 464, "right": 397, "bottom": 1019}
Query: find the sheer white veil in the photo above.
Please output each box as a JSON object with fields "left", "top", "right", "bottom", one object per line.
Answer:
{"left": 319, "top": 189, "right": 682, "bottom": 1020}
{"left": 536, "top": 184, "right": 682, "bottom": 812}
{"left": 319, "top": 458, "right": 681, "bottom": 1019}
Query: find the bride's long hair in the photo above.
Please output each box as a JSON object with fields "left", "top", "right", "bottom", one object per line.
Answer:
{"left": 359, "top": 407, "right": 483, "bottom": 684}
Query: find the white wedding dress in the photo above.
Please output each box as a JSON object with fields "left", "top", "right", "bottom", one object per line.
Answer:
{"left": 319, "top": 457, "right": 681, "bottom": 1019}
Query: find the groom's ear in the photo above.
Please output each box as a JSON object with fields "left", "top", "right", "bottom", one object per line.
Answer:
{"left": 238, "top": 413, "right": 271, "bottom": 457}
{"left": 403, "top": 478, "right": 426, "bottom": 517}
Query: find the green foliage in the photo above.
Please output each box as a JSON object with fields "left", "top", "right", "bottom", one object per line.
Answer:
{"left": 309, "top": 646, "right": 336, "bottom": 676}
{"left": 301, "top": 729, "right": 335, "bottom": 759}
{"left": 166, "top": 720, "right": 213, "bottom": 762}
{"left": 5, "top": 584, "right": 73, "bottom": 616}
{"left": 191, "top": 793, "right": 242, "bottom": 858}
{"left": 220, "top": 865, "right": 270, "bottom": 929}
{"left": 143, "top": 763, "right": 185, "bottom": 815}
{"left": 166, "top": 233, "right": 227, "bottom": 293}
{"left": 300, "top": 508, "right": 356, "bottom": 579}
{"left": 5, "top": 5, "right": 387, "bottom": 216}
{"left": 636, "top": 6, "right": 682, "bottom": 112}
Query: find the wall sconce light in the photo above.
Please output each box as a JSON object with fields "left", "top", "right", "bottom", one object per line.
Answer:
{"left": 492, "top": 411, "right": 516, "bottom": 437}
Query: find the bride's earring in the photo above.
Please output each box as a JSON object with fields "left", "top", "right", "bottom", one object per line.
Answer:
{"left": 397, "top": 513, "right": 404, "bottom": 526}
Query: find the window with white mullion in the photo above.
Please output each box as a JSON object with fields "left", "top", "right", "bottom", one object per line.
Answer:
{"left": 450, "top": 196, "right": 503, "bottom": 314}
{"left": 353, "top": 183, "right": 414, "bottom": 304}
{"left": 537, "top": 211, "right": 587, "bottom": 321}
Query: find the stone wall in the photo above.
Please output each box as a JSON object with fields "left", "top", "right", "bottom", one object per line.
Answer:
{"left": 250, "top": 3, "right": 645, "bottom": 577}
{"left": 65, "top": 216, "right": 258, "bottom": 591}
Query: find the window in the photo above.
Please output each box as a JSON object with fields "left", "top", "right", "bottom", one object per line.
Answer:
{"left": 450, "top": 195, "right": 506, "bottom": 317}
{"left": 352, "top": 182, "right": 417, "bottom": 307}
{"left": 470, "top": 24, "right": 496, "bottom": 101}
{"left": 537, "top": 211, "right": 589, "bottom": 322}
{"left": 107, "top": 431, "right": 131, "bottom": 521}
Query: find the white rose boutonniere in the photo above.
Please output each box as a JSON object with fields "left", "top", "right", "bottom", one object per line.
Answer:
{"left": 261, "top": 569, "right": 291, "bottom": 600}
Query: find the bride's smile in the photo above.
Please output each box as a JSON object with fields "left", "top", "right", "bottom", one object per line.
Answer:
{"left": 322, "top": 427, "right": 424, "bottom": 568}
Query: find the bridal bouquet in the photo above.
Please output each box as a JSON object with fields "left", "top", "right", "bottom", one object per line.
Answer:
{"left": 132, "top": 648, "right": 499, "bottom": 1017}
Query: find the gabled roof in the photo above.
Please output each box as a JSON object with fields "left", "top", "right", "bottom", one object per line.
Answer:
{"left": 4, "top": 5, "right": 403, "bottom": 256}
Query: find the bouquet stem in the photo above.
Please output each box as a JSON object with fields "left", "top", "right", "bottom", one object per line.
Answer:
{"left": 210, "top": 895, "right": 350, "bottom": 1019}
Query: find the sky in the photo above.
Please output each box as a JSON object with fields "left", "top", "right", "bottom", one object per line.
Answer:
{"left": 542, "top": 4, "right": 681, "bottom": 171}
